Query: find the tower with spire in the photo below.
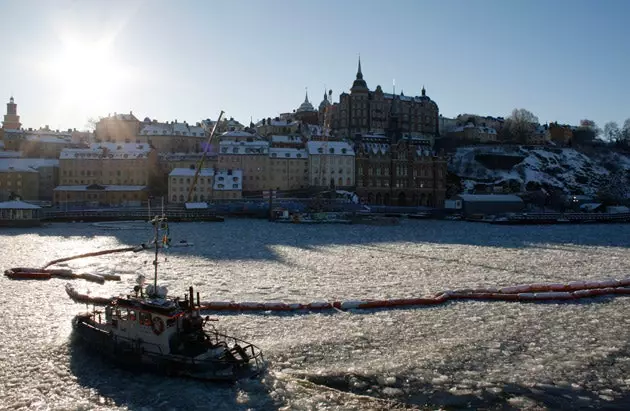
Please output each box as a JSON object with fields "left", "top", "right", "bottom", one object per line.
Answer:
{"left": 350, "top": 57, "right": 369, "bottom": 95}
{"left": 2, "top": 96, "right": 21, "bottom": 130}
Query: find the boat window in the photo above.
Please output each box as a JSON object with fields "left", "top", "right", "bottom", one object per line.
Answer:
{"left": 128, "top": 310, "right": 136, "bottom": 322}
{"left": 139, "top": 311, "right": 152, "bottom": 326}
{"left": 118, "top": 309, "right": 128, "bottom": 320}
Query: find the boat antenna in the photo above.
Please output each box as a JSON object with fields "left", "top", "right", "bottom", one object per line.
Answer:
{"left": 152, "top": 215, "right": 159, "bottom": 296}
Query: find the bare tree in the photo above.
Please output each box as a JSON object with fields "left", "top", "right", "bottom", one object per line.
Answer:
{"left": 85, "top": 117, "right": 99, "bottom": 131}
{"left": 621, "top": 118, "right": 630, "bottom": 141}
{"left": 603, "top": 121, "right": 620, "bottom": 142}
{"left": 508, "top": 108, "right": 538, "bottom": 143}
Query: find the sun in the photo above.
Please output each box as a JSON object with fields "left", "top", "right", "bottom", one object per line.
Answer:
{"left": 44, "top": 35, "right": 128, "bottom": 106}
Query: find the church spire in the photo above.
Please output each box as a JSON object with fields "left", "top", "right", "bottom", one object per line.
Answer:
{"left": 356, "top": 55, "right": 363, "bottom": 80}
{"left": 304, "top": 87, "right": 310, "bottom": 104}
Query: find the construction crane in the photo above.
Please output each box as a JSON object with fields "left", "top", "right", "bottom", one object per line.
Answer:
{"left": 319, "top": 90, "right": 333, "bottom": 195}
{"left": 186, "top": 110, "right": 225, "bottom": 203}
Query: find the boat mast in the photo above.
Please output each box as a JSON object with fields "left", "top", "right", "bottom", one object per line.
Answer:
{"left": 153, "top": 215, "right": 159, "bottom": 296}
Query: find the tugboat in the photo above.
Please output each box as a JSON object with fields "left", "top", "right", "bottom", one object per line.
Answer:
{"left": 71, "top": 214, "right": 265, "bottom": 381}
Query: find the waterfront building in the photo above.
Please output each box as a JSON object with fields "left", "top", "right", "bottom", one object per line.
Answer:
{"left": 0, "top": 163, "right": 39, "bottom": 201}
{"left": 217, "top": 140, "right": 269, "bottom": 193}
{"left": 55, "top": 143, "right": 157, "bottom": 206}
{"left": 306, "top": 140, "right": 355, "bottom": 189}
{"left": 0, "top": 200, "right": 41, "bottom": 227}
{"left": 53, "top": 184, "right": 149, "bottom": 207}
{"left": 268, "top": 147, "right": 309, "bottom": 191}
{"left": 168, "top": 167, "right": 242, "bottom": 203}
{"left": 0, "top": 159, "right": 59, "bottom": 201}
{"left": 354, "top": 133, "right": 446, "bottom": 206}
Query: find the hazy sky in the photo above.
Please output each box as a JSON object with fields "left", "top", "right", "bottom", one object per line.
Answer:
{"left": 1, "top": 0, "right": 628, "bottom": 131}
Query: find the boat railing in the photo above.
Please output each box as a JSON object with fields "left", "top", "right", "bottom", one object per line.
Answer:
{"left": 206, "top": 329, "right": 266, "bottom": 373}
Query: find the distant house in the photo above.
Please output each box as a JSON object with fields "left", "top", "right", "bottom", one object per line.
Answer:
{"left": 452, "top": 194, "right": 525, "bottom": 217}
{"left": 0, "top": 200, "right": 42, "bottom": 227}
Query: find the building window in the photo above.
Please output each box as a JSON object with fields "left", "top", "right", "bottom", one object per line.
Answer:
{"left": 232, "top": 184, "right": 238, "bottom": 189}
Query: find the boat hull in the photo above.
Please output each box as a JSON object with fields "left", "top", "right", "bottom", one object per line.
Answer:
{"left": 72, "top": 316, "right": 263, "bottom": 381}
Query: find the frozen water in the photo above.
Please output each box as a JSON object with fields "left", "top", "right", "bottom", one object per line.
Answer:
{"left": 2, "top": 219, "right": 630, "bottom": 409}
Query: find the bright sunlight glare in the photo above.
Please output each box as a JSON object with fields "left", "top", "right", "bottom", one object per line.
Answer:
{"left": 42, "top": 33, "right": 129, "bottom": 107}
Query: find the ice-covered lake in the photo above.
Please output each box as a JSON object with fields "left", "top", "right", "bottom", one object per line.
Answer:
{"left": 2, "top": 219, "right": 630, "bottom": 410}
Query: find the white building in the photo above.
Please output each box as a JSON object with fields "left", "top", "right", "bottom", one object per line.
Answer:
{"left": 306, "top": 141, "right": 355, "bottom": 188}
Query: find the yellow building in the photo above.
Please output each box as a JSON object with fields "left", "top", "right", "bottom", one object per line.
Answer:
{"left": 256, "top": 118, "right": 300, "bottom": 137}
{"left": 448, "top": 124, "right": 498, "bottom": 142}
{"left": 159, "top": 152, "right": 217, "bottom": 174}
{"left": 168, "top": 167, "right": 242, "bottom": 203}
{"left": 138, "top": 120, "right": 206, "bottom": 153}
{"left": 0, "top": 164, "right": 39, "bottom": 201}
{"left": 306, "top": 141, "right": 355, "bottom": 188}
{"left": 268, "top": 148, "right": 309, "bottom": 191}
{"left": 95, "top": 112, "right": 140, "bottom": 143}
{"left": 53, "top": 185, "right": 149, "bottom": 207}
{"left": 218, "top": 140, "right": 269, "bottom": 192}
{"left": 55, "top": 143, "right": 156, "bottom": 206}
{"left": 20, "top": 131, "right": 75, "bottom": 158}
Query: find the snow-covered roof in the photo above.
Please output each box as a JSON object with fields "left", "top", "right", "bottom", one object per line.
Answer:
{"left": 270, "top": 135, "right": 303, "bottom": 144}
{"left": 0, "top": 163, "right": 38, "bottom": 173}
{"left": 219, "top": 140, "right": 269, "bottom": 154}
{"left": 0, "top": 150, "right": 21, "bottom": 158}
{"left": 381, "top": 92, "right": 433, "bottom": 103}
{"left": 60, "top": 143, "right": 152, "bottom": 160}
{"left": 0, "top": 158, "right": 59, "bottom": 171}
{"left": 0, "top": 200, "right": 40, "bottom": 209}
{"left": 169, "top": 167, "right": 215, "bottom": 177}
{"left": 220, "top": 130, "right": 257, "bottom": 138}
{"left": 269, "top": 148, "right": 307, "bottom": 159}
{"left": 213, "top": 169, "right": 243, "bottom": 191}
{"left": 53, "top": 185, "right": 147, "bottom": 192}
{"left": 456, "top": 194, "right": 524, "bottom": 203}
{"left": 257, "top": 119, "right": 299, "bottom": 127}
{"left": 139, "top": 122, "right": 205, "bottom": 137}
{"left": 306, "top": 141, "right": 355, "bottom": 156}
{"left": 103, "top": 113, "right": 138, "bottom": 122}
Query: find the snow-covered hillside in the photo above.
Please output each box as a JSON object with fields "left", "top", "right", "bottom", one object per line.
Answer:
{"left": 449, "top": 146, "right": 630, "bottom": 196}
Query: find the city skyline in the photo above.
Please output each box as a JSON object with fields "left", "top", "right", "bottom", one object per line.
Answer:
{"left": 1, "top": 0, "right": 628, "bottom": 131}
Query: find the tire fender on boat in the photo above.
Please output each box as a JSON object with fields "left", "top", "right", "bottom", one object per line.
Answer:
{"left": 152, "top": 317, "right": 165, "bottom": 335}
